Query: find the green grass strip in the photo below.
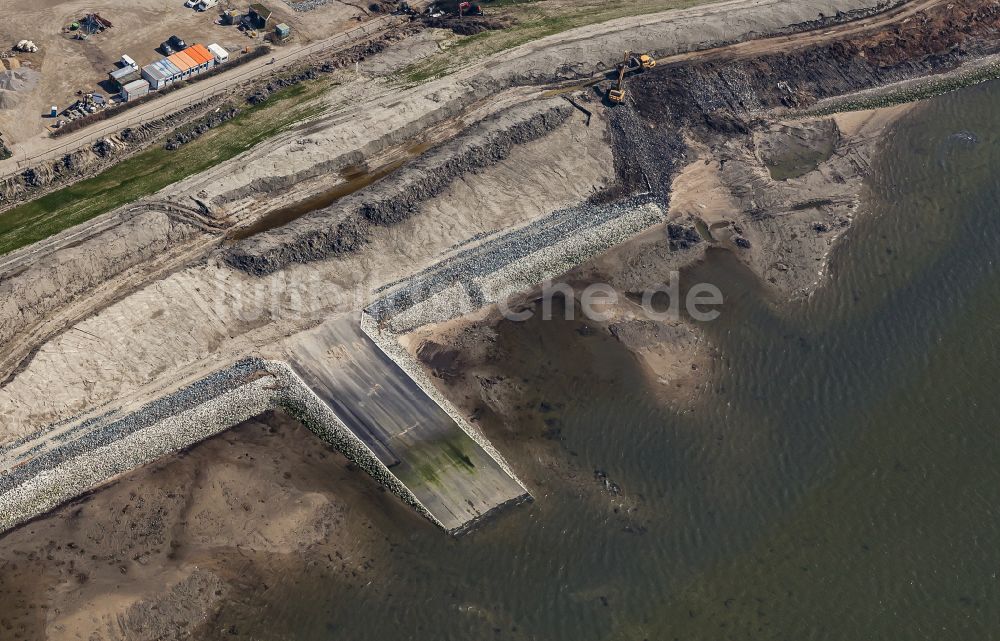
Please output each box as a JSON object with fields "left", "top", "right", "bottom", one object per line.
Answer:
{"left": 0, "top": 81, "right": 328, "bottom": 257}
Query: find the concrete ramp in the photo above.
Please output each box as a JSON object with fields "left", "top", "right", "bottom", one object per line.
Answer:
{"left": 281, "top": 319, "right": 528, "bottom": 533}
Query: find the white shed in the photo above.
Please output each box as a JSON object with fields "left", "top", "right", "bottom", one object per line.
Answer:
{"left": 121, "top": 78, "right": 150, "bottom": 102}
{"left": 207, "top": 43, "right": 229, "bottom": 64}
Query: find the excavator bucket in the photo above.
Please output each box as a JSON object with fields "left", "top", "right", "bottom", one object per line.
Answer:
{"left": 607, "top": 50, "right": 630, "bottom": 104}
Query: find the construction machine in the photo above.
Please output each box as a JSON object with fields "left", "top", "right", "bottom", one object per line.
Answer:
{"left": 458, "top": 1, "right": 484, "bottom": 16}
{"left": 608, "top": 50, "right": 630, "bottom": 104}
{"left": 633, "top": 53, "right": 656, "bottom": 70}
{"left": 608, "top": 50, "right": 657, "bottom": 104}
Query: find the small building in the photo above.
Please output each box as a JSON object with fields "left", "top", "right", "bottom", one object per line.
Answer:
{"left": 245, "top": 3, "right": 272, "bottom": 30}
{"left": 141, "top": 62, "right": 167, "bottom": 89}
{"left": 168, "top": 50, "right": 196, "bottom": 77}
{"left": 109, "top": 66, "right": 141, "bottom": 88}
{"left": 275, "top": 23, "right": 291, "bottom": 40}
{"left": 221, "top": 9, "right": 240, "bottom": 25}
{"left": 121, "top": 78, "right": 150, "bottom": 102}
{"left": 207, "top": 43, "right": 229, "bottom": 64}
{"left": 185, "top": 44, "right": 215, "bottom": 70}
{"left": 161, "top": 58, "right": 183, "bottom": 82}
{"left": 141, "top": 59, "right": 182, "bottom": 89}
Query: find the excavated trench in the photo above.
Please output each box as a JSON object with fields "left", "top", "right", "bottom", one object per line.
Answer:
{"left": 226, "top": 141, "right": 434, "bottom": 242}
{"left": 224, "top": 98, "right": 574, "bottom": 275}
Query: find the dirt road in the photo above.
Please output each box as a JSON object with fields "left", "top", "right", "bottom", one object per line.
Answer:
{"left": 676, "top": 0, "right": 943, "bottom": 60}
{"left": 0, "top": 0, "right": 917, "bottom": 182}
{"left": 0, "top": 13, "right": 406, "bottom": 179}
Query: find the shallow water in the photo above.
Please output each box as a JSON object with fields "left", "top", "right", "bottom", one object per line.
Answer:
{"left": 99, "top": 81, "right": 1000, "bottom": 639}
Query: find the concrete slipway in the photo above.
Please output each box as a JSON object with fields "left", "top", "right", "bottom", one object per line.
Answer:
{"left": 277, "top": 318, "right": 529, "bottom": 532}
{"left": 0, "top": 316, "right": 529, "bottom": 535}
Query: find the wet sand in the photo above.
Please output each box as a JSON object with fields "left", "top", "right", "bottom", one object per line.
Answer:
{"left": 0, "top": 410, "right": 419, "bottom": 640}
{"left": 0, "top": 298, "right": 693, "bottom": 640}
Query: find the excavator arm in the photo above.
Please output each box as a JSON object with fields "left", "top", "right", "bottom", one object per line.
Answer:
{"left": 608, "top": 50, "right": 630, "bottom": 104}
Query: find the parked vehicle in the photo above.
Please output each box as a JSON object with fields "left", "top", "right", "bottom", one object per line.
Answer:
{"left": 160, "top": 42, "right": 174, "bottom": 55}
{"left": 184, "top": 0, "right": 198, "bottom": 7}
{"left": 168, "top": 35, "right": 186, "bottom": 49}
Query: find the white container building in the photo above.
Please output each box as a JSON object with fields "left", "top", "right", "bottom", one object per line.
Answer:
{"left": 121, "top": 78, "right": 150, "bottom": 102}
{"left": 207, "top": 43, "right": 229, "bottom": 64}
{"left": 141, "top": 59, "right": 183, "bottom": 89}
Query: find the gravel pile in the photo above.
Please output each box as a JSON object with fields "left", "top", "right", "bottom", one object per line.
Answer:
{"left": 0, "top": 68, "right": 40, "bottom": 92}
{"left": 0, "top": 69, "right": 40, "bottom": 111}
{"left": 164, "top": 106, "right": 241, "bottom": 150}
{"left": 366, "top": 195, "right": 659, "bottom": 325}
{"left": 0, "top": 359, "right": 279, "bottom": 533}
{"left": 602, "top": 101, "right": 686, "bottom": 207}
{"left": 284, "top": 0, "right": 335, "bottom": 10}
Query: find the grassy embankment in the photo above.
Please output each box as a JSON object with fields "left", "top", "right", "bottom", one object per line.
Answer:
{"left": 400, "top": 0, "right": 719, "bottom": 84}
{"left": 0, "top": 81, "right": 330, "bottom": 257}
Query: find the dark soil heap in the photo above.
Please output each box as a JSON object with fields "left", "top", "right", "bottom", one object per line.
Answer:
{"left": 605, "top": 0, "right": 1000, "bottom": 207}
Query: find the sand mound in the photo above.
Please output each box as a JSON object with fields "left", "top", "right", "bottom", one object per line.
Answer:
{"left": 0, "top": 89, "right": 17, "bottom": 110}
{"left": 0, "top": 68, "right": 40, "bottom": 93}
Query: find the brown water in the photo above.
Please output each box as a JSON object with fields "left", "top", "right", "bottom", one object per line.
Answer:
{"left": 228, "top": 141, "right": 434, "bottom": 241}
{"left": 226, "top": 82, "right": 1000, "bottom": 639}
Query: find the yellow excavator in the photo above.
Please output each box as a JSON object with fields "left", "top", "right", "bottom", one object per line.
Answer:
{"left": 608, "top": 50, "right": 630, "bottom": 104}
{"left": 634, "top": 53, "right": 656, "bottom": 70}
{"left": 608, "top": 50, "right": 656, "bottom": 104}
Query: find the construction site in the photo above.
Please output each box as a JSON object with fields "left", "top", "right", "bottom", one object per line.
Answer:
{"left": 2, "top": 0, "right": 1000, "bottom": 635}
{"left": 0, "top": 0, "right": 375, "bottom": 151}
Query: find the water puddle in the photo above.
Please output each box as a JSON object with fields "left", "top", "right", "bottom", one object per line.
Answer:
{"left": 228, "top": 141, "right": 435, "bottom": 242}
{"left": 693, "top": 218, "right": 713, "bottom": 241}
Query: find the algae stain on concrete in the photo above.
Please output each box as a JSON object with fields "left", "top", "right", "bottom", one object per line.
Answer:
{"left": 444, "top": 440, "right": 476, "bottom": 472}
